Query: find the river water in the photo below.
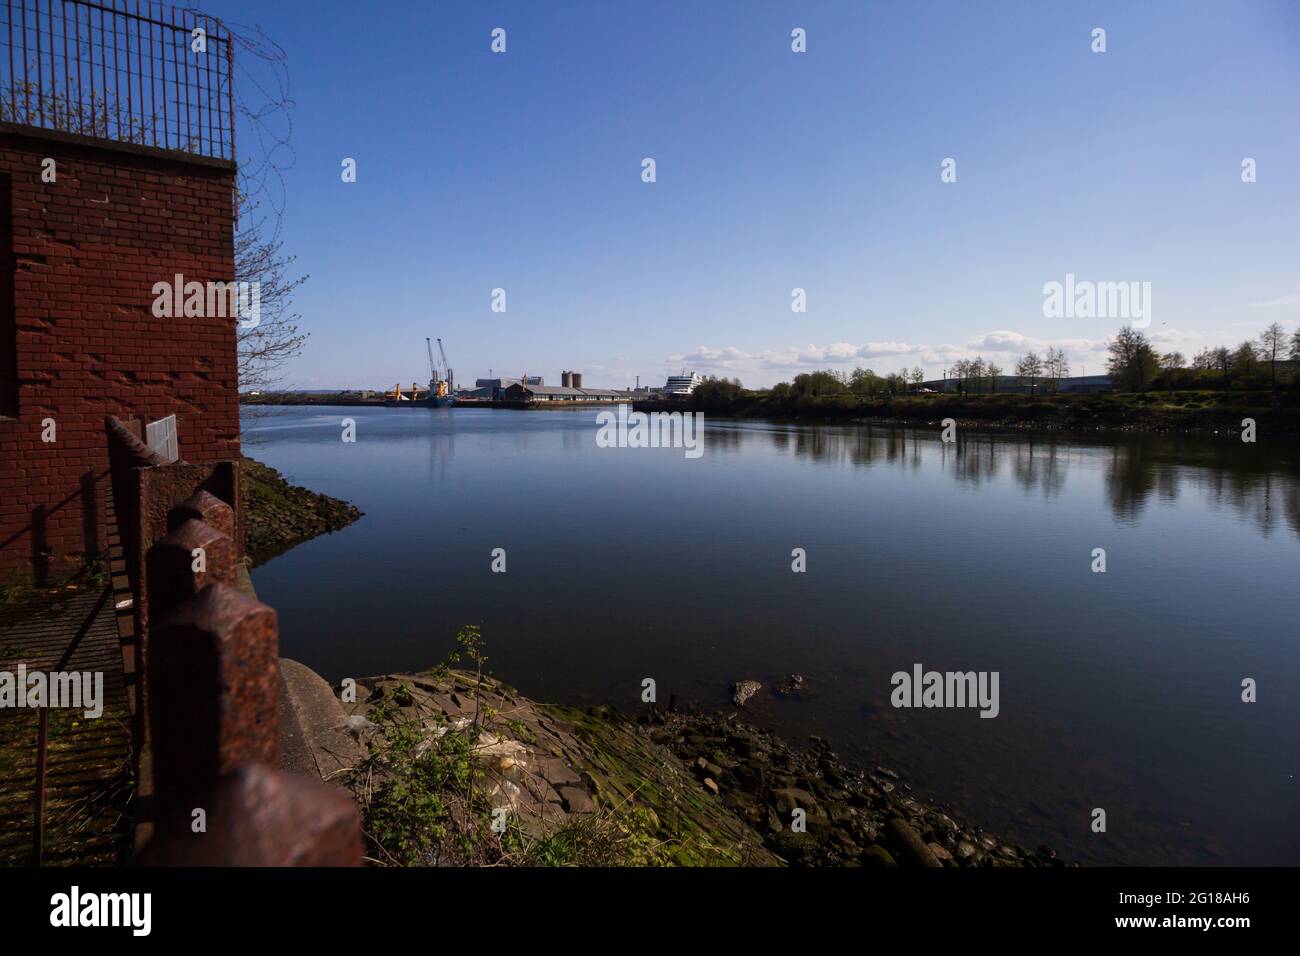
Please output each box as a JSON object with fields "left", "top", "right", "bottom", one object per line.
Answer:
{"left": 243, "top": 405, "right": 1300, "bottom": 865}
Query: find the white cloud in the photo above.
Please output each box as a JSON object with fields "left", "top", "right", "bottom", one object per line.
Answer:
{"left": 1147, "top": 327, "right": 1197, "bottom": 345}
{"left": 971, "top": 330, "right": 1032, "bottom": 352}
{"left": 969, "top": 330, "right": 1110, "bottom": 354}
{"left": 1246, "top": 286, "right": 1300, "bottom": 309}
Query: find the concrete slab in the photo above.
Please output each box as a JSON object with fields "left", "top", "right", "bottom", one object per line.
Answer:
{"left": 278, "top": 658, "right": 365, "bottom": 785}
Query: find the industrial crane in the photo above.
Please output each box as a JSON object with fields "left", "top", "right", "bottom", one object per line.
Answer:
{"left": 426, "top": 337, "right": 439, "bottom": 387}
{"left": 424, "top": 336, "right": 454, "bottom": 405}
{"left": 437, "top": 338, "right": 453, "bottom": 395}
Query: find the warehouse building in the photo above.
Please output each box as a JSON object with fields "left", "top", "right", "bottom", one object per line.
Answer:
{"left": 922, "top": 374, "right": 1115, "bottom": 395}
{"left": 501, "top": 383, "right": 629, "bottom": 403}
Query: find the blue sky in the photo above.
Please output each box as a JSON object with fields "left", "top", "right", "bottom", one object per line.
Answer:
{"left": 207, "top": 0, "right": 1300, "bottom": 389}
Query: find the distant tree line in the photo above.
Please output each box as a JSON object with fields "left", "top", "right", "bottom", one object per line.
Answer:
{"left": 1106, "top": 321, "right": 1299, "bottom": 393}
{"left": 690, "top": 322, "right": 1300, "bottom": 404}
{"left": 759, "top": 366, "right": 927, "bottom": 402}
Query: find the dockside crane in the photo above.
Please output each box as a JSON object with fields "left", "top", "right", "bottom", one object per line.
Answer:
{"left": 437, "top": 338, "right": 453, "bottom": 394}
{"left": 431, "top": 335, "right": 447, "bottom": 390}
{"left": 425, "top": 336, "right": 453, "bottom": 401}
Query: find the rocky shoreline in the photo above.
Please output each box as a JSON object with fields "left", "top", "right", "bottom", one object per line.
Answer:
{"left": 241, "top": 457, "right": 363, "bottom": 566}
{"left": 301, "top": 666, "right": 1063, "bottom": 867}
{"left": 645, "top": 704, "right": 1065, "bottom": 867}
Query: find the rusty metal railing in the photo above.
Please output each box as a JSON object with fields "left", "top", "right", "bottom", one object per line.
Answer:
{"left": 0, "top": 0, "right": 234, "bottom": 161}
{"left": 102, "top": 416, "right": 364, "bottom": 865}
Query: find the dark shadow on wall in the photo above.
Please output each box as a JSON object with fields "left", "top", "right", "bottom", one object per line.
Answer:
{"left": 81, "top": 470, "right": 99, "bottom": 558}
{"left": 0, "top": 468, "right": 110, "bottom": 583}
{"left": 30, "top": 505, "right": 48, "bottom": 585}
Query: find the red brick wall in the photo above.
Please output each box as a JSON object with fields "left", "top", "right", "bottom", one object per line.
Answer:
{"left": 0, "top": 127, "right": 238, "bottom": 582}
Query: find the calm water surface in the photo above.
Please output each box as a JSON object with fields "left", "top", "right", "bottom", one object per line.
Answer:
{"left": 244, "top": 405, "right": 1300, "bottom": 866}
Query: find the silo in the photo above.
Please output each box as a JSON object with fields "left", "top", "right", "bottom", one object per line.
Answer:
{"left": 572, "top": 372, "right": 583, "bottom": 388}
{"left": 561, "top": 371, "right": 572, "bottom": 387}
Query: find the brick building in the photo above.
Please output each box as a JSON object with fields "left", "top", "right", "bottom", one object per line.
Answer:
{"left": 0, "top": 2, "right": 239, "bottom": 582}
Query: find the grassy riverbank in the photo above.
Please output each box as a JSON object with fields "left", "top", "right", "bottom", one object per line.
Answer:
{"left": 671, "top": 388, "right": 1300, "bottom": 436}
{"left": 342, "top": 670, "right": 1058, "bottom": 867}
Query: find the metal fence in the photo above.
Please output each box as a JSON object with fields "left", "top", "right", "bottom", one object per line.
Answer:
{"left": 0, "top": 0, "right": 233, "bottom": 161}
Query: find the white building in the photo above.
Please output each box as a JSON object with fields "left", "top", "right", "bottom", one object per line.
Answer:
{"left": 664, "top": 371, "right": 703, "bottom": 396}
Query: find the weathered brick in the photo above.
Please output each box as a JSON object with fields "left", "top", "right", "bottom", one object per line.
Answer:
{"left": 0, "top": 128, "right": 237, "bottom": 580}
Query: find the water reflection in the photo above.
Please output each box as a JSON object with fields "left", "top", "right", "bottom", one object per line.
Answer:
{"left": 751, "top": 423, "right": 1300, "bottom": 534}
{"left": 1010, "top": 439, "right": 1066, "bottom": 500}
{"left": 247, "top": 407, "right": 1300, "bottom": 865}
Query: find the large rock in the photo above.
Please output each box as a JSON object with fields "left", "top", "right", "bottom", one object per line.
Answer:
{"left": 861, "top": 844, "right": 897, "bottom": 867}
{"left": 886, "top": 816, "right": 943, "bottom": 867}
{"left": 278, "top": 658, "right": 366, "bottom": 782}
{"left": 730, "top": 680, "right": 763, "bottom": 707}
{"left": 771, "top": 787, "right": 818, "bottom": 816}
{"left": 339, "top": 670, "right": 783, "bottom": 865}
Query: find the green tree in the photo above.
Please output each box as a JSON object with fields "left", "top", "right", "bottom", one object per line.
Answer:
{"left": 1232, "top": 341, "right": 1260, "bottom": 385}
{"left": 1043, "top": 346, "right": 1069, "bottom": 392}
{"left": 985, "top": 360, "right": 1003, "bottom": 393}
{"left": 791, "top": 370, "right": 844, "bottom": 398}
{"left": 1258, "top": 322, "right": 1287, "bottom": 391}
{"left": 951, "top": 359, "right": 969, "bottom": 394}
{"left": 1160, "top": 352, "right": 1184, "bottom": 393}
{"left": 1106, "top": 327, "right": 1159, "bottom": 392}
{"left": 691, "top": 376, "right": 746, "bottom": 407}
{"left": 1016, "top": 352, "right": 1043, "bottom": 395}
{"left": 1212, "top": 346, "right": 1232, "bottom": 383}
{"left": 849, "top": 366, "right": 880, "bottom": 396}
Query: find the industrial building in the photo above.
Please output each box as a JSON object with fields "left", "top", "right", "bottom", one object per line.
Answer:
{"left": 472, "top": 376, "right": 544, "bottom": 400}
{"left": 501, "top": 383, "right": 628, "bottom": 403}
{"left": 921, "top": 374, "right": 1115, "bottom": 395}
{"left": 463, "top": 369, "right": 658, "bottom": 403}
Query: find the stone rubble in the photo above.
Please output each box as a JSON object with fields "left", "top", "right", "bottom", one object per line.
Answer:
{"left": 330, "top": 670, "right": 1064, "bottom": 867}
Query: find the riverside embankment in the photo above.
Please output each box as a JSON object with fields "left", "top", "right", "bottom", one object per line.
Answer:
{"left": 242, "top": 457, "right": 362, "bottom": 566}
{"left": 281, "top": 662, "right": 1058, "bottom": 867}
{"left": 639, "top": 389, "right": 1300, "bottom": 437}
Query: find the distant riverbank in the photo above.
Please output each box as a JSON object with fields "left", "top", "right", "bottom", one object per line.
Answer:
{"left": 242, "top": 392, "right": 631, "bottom": 409}
{"left": 243, "top": 391, "right": 383, "bottom": 406}
{"left": 640, "top": 389, "right": 1300, "bottom": 437}
{"left": 244, "top": 389, "right": 1300, "bottom": 436}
